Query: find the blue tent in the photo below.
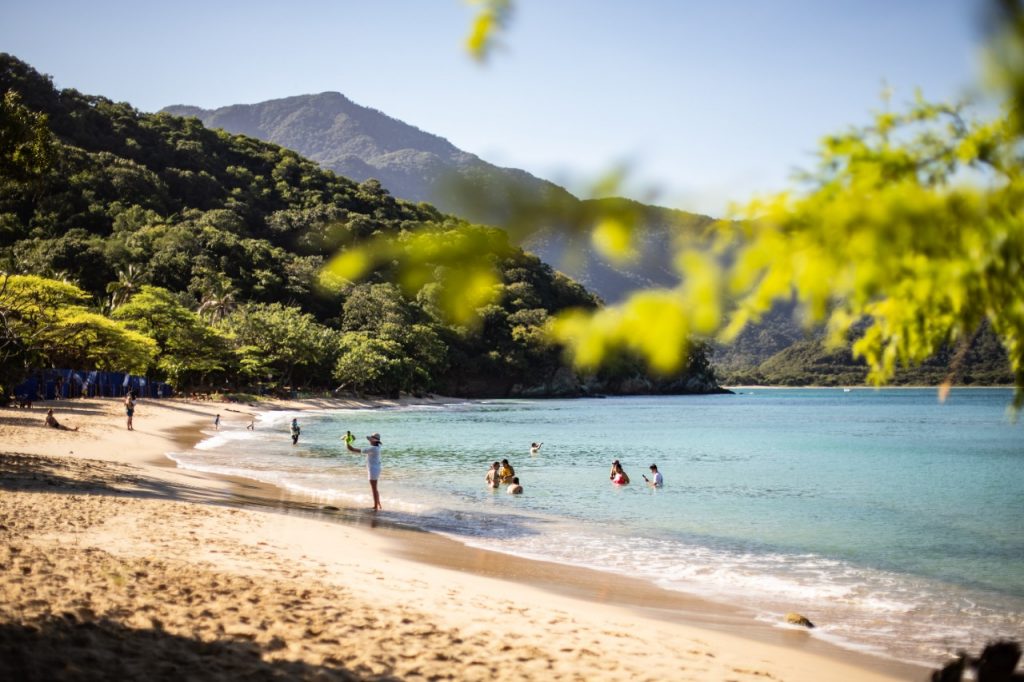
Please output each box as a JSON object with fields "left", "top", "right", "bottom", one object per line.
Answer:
{"left": 13, "top": 369, "right": 173, "bottom": 401}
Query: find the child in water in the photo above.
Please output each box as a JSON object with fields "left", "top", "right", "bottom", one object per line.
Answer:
{"left": 344, "top": 430, "right": 356, "bottom": 447}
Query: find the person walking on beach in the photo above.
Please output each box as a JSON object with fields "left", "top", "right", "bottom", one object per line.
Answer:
{"left": 347, "top": 432, "right": 383, "bottom": 511}
{"left": 44, "top": 408, "right": 78, "bottom": 431}
{"left": 507, "top": 476, "right": 523, "bottom": 494}
{"left": 247, "top": 417, "right": 255, "bottom": 431}
{"left": 643, "top": 464, "right": 664, "bottom": 488}
{"left": 485, "top": 461, "right": 501, "bottom": 489}
{"left": 125, "top": 393, "right": 135, "bottom": 431}
{"left": 214, "top": 414, "right": 220, "bottom": 430}
{"left": 290, "top": 418, "right": 300, "bottom": 445}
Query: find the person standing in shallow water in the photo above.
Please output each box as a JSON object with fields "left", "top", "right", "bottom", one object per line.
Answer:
{"left": 347, "top": 432, "right": 383, "bottom": 511}
{"left": 290, "top": 418, "right": 300, "bottom": 445}
{"left": 485, "top": 461, "right": 501, "bottom": 489}
{"left": 643, "top": 464, "right": 664, "bottom": 488}
{"left": 498, "top": 459, "right": 515, "bottom": 484}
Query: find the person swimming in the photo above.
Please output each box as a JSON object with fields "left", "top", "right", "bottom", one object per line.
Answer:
{"left": 507, "top": 476, "right": 523, "bottom": 494}
{"left": 530, "top": 441, "right": 543, "bottom": 455}
{"left": 611, "top": 461, "right": 630, "bottom": 485}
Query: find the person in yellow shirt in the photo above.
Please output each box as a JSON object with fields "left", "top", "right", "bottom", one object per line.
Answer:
{"left": 498, "top": 459, "right": 515, "bottom": 484}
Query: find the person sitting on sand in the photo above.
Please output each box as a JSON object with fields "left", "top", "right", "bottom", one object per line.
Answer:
{"left": 498, "top": 459, "right": 515, "bottom": 484}
{"left": 45, "top": 408, "right": 78, "bottom": 431}
{"left": 530, "top": 441, "right": 543, "bottom": 455}
{"left": 611, "top": 462, "right": 630, "bottom": 485}
{"left": 485, "top": 461, "right": 501, "bottom": 489}
{"left": 507, "top": 476, "right": 523, "bottom": 494}
{"left": 643, "top": 464, "right": 664, "bottom": 488}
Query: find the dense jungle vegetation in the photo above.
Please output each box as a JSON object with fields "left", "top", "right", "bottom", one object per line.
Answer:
{"left": 0, "top": 54, "right": 721, "bottom": 399}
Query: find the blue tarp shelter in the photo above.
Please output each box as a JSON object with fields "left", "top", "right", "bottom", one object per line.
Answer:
{"left": 14, "top": 369, "right": 173, "bottom": 400}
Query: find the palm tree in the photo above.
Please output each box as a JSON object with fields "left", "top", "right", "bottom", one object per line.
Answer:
{"left": 106, "top": 264, "right": 145, "bottom": 311}
{"left": 197, "top": 275, "right": 238, "bottom": 324}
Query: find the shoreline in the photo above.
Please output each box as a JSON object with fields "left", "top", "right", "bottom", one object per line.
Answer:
{"left": 723, "top": 384, "right": 1014, "bottom": 390}
{"left": 1, "top": 396, "right": 929, "bottom": 680}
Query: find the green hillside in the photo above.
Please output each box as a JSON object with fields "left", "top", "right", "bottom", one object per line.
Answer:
{"left": 0, "top": 54, "right": 723, "bottom": 398}
{"left": 162, "top": 94, "right": 715, "bottom": 303}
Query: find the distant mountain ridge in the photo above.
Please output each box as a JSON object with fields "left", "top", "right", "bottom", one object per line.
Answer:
{"left": 166, "top": 92, "right": 550, "bottom": 206}
{"left": 162, "top": 93, "right": 714, "bottom": 303}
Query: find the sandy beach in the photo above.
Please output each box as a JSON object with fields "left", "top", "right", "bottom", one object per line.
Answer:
{"left": 0, "top": 397, "right": 930, "bottom": 681}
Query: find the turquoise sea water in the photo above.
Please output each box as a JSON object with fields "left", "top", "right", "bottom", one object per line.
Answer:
{"left": 169, "top": 388, "right": 1024, "bottom": 666}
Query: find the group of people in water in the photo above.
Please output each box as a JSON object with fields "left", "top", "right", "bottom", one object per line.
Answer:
{"left": 610, "top": 459, "right": 664, "bottom": 487}
{"left": 485, "top": 458, "right": 523, "bottom": 494}
{"left": 483, "top": 450, "right": 665, "bottom": 495}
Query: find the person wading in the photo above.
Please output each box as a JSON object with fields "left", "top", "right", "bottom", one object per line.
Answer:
{"left": 347, "top": 432, "right": 384, "bottom": 511}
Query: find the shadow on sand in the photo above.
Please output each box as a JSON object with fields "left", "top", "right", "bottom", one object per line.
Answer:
{"left": 0, "top": 616, "right": 374, "bottom": 682}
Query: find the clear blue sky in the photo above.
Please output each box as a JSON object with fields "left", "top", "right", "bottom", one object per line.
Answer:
{"left": 0, "top": 0, "right": 988, "bottom": 216}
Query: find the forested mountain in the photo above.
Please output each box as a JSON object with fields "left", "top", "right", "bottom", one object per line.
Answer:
{"left": 164, "top": 93, "right": 1012, "bottom": 388}
{"left": 0, "top": 54, "right": 723, "bottom": 398}
{"left": 162, "top": 94, "right": 715, "bottom": 303}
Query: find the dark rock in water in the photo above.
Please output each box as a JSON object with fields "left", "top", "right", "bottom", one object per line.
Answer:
{"left": 322, "top": 505, "right": 340, "bottom": 512}
{"left": 784, "top": 612, "right": 815, "bottom": 628}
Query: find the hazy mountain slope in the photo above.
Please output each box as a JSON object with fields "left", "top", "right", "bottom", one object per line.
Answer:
{"left": 163, "top": 92, "right": 571, "bottom": 215}
{"left": 162, "top": 94, "right": 714, "bottom": 302}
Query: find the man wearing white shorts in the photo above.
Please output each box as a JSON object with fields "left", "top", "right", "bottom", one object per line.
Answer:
{"left": 347, "top": 432, "right": 383, "bottom": 511}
